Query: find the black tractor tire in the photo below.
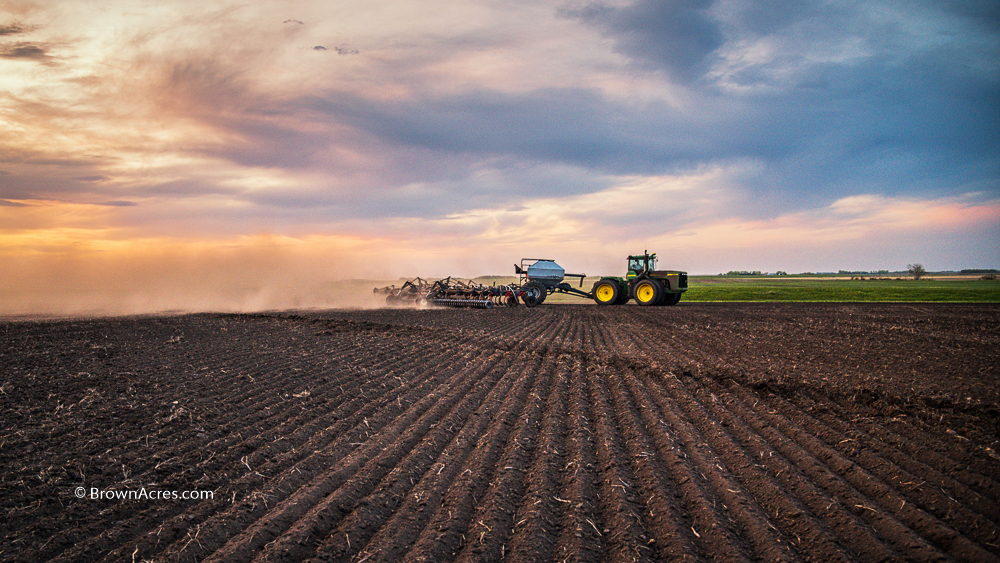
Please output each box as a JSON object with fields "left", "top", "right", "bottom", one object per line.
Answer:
{"left": 614, "top": 289, "right": 631, "bottom": 305}
{"left": 633, "top": 279, "right": 663, "bottom": 306}
{"left": 592, "top": 279, "right": 620, "bottom": 305}
{"left": 660, "top": 292, "right": 682, "bottom": 306}
{"left": 521, "top": 281, "right": 546, "bottom": 308}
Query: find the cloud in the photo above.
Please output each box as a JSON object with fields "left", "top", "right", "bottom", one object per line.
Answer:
{"left": 380, "top": 167, "right": 1000, "bottom": 274}
{"left": 556, "top": 0, "right": 999, "bottom": 197}
{"left": 9, "top": 0, "right": 986, "bottom": 211}
{"left": 670, "top": 194, "right": 1000, "bottom": 272}
{"left": 98, "top": 200, "right": 138, "bottom": 207}
{"left": 0, "top": 0, "right": 996, "bottom": 310}
{"left": 0, "top": 23, "right": 27, "bottom": 35}
{"left": 566, "top": 0, "right": 724, "bottom": 82}
{"left": 0, "top": 41, "right": 47, "bottom": 60}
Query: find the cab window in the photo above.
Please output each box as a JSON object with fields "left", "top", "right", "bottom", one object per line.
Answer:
{"left": 627, "top": 256, "right": 656, "bottom": 272}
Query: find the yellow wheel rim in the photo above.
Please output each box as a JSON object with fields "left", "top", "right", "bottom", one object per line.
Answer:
{"left": 595, "top": 284, "right": 615, "bottom": 303}
{"left": 636, "top": 283, "right": 655, "bottom": 303}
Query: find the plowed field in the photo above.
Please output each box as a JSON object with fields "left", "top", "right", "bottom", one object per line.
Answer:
{"left": 2, "top": 303, "right": 999, "bottom": 562}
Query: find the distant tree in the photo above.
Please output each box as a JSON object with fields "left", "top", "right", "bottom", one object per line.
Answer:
{"left": 908, "top": 263, "right": 926, "bottom": 280}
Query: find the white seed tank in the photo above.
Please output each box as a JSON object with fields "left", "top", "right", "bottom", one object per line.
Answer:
{"left": 525, "top": 260, "right": 565, "bottom": 288}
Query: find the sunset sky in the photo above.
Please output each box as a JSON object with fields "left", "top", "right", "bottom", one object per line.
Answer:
{"left": 2, "top": 0, "right": 998, "bottom": 314}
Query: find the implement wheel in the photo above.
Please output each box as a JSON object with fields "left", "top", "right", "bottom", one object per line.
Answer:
{"left": 521, "top": 281, "right": 546, "bottom": 308}
{"left": 633, "top": 279, "right": 663, "bottom": 306}
{"left": 504, "top": 291, "right": 519, "bottom": 307}
{"left": 592, "top": 279, "right": 620, "bottom": 306}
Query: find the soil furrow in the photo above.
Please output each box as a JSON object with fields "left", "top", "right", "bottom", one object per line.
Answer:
{"left": 725, "top": 382, "right": 954, "bottom": 561}
{"left": 605, "top": 372, "right": 751, "bottom": 562}
{"left": 756, "top": 391, "right": 1000, "bottom": 563}
{"left": 826, "top": 393, "right": 1000, "bottom": 502}
{"left": 631, "top": 370, "right": 797, "bottom": 563}
{"left": 800, "top": 392, "right": 1000, "bottom": 518}
{"left": 323, "top": 348, "right": 526, "bottom": 563}
{"left": 200, "top": 346, "right": 500, "bottom": 562}
{"left": 553, "top": 356, "right": 605, "bottom": 563}
{"left": 596, "top": 367, "right": 704, "bottom": 561}
{"left": 583, "top": 362, "right": 656, "bottom": 563}
{"left": 504, "top": 356, "right": 570, "bottom": 563}
{"left": 252, "top": 347, "right": 513, "bottom": 563}
{"left": 149, "top": 337, "right": 474, "bottom": 562}
{"left": 678, "top": 373, "right": 892, "bottom": 562}
{"left": 779, "top": 390, "right": 1000, "bottom": 554}
{"left": 449, "top": 312, "right": 581, "bottom": 561}
{"left": 450, "top": 342, "right": 569, "bottom": 561}
{"left": 4, "top": 303, "right": 998, "bottom": 563}
{"left": 399, "top": 347, "right": 547, "bottom": 563}
{"left": 16, "top": 325, "right": 341, "bottom": 561}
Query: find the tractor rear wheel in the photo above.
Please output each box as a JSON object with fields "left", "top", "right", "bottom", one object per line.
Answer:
{"left": 592, "top": 279, "right": 620, "bottom": 305}
{"left": 633, "top": 279, "right": 663, "bottom": 306}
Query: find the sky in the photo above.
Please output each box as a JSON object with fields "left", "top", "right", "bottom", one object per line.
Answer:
{"left": 2, "top": 0, "right": 999, "bottom": 314}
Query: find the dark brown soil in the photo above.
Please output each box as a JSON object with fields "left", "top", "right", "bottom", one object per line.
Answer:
{"left": 2, "top": 303, "right": 998, "bottom": 562}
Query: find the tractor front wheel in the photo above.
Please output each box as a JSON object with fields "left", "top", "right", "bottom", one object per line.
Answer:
{"left": 592, "top": 279, "right": 620, "bottom": 305}
{"left": 633, "top": 279, "right": 663, "bottom": 306}
{"left": 660, "top": 292, "right": 681, "bottom": 306}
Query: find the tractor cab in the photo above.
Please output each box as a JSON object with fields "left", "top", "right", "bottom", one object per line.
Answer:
{"left": 626, "top": 252, "right": 657, "bottom": 280}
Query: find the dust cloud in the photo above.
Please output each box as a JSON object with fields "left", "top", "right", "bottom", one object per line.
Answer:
{"left": 0, "top": 234, "right": 623, "bottom": 319}
{"left": 0, "top": 242, "right": 394, "bottom": 319}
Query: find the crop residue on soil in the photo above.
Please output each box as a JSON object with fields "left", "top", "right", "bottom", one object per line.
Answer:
{"left": 1, "top": 303, "right": 998, "bottom": 562}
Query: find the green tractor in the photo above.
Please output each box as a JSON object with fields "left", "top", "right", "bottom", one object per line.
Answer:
{"left": 592, "top": 252, "right": 687, "bottom": 306}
